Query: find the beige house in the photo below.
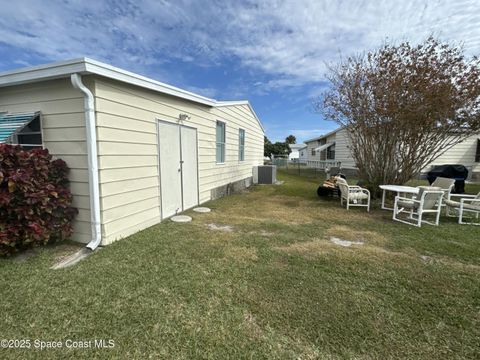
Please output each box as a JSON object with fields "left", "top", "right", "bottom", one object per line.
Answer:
{"left": 305, "top": 127, "right": 480, "bottom": 179}
{"left": 304, "top": 128, "right": 356, "bottom": 170}
{"left": 0, "top": 58, "right": 264, "bottom": 247}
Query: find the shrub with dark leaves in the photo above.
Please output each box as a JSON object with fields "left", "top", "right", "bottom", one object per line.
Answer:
{"left": 0, "top": 144, "right": 78, "bottom": 256}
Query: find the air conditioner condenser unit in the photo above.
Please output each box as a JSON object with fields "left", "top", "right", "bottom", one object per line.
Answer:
{"left": 253, "top": 165, "right": 277, "bottom": 184}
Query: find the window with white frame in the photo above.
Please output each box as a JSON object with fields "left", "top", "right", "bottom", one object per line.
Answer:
{"left": 216, "top": 121, "right": 226, "bottom": 163}
{"left": 238, "top": 128, "right": 245, "bottom": 161}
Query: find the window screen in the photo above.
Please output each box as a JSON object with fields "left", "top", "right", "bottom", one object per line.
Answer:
{"left": 216, "top": 121, "right": 226, "bottom": 163}
{"left": 239, "top": 129, "right": 245, "bottom": 161}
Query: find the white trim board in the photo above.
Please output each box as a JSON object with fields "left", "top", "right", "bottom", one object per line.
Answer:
{"left": 0, "top": 58, "right": 265, "bottom": 133}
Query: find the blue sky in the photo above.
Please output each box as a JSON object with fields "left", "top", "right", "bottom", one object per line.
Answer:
{"left": 1, "top": 0, "right": 479, "bottom": 143}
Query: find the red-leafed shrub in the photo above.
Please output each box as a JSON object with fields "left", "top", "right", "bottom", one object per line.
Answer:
{"left": 0, "top": 144, "right": 78, "bottom": 256}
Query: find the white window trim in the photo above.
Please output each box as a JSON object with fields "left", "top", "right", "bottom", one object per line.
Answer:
{"left": 238, "top": 128, "right": 245, "bottom": 162}
{"left": 216, "top": 120, "right": 226, "bottom": 164}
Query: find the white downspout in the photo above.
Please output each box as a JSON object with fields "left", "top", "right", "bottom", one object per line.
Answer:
{"left": 71, "top": 73, "right": 102, "bottom": 250}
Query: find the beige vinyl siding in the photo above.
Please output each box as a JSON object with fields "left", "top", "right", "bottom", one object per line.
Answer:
{"left": 305, "top": 140, "right": 320, "bottom": 162}
{"left": 308, "top": 129, "right": 480, "bottom": 176}
{"left": 423, "top": 134, "right": 480, "bottom": 177}
{"left": 305, "top": 133, "right": 338, "bottom": 163}
{"left": 334, "top": 129, "right": 356, "bottom": 168}
{"left": 0, "top": 78, "right": 91, "bottom": 243}
{"left": 93, "top": 77, "right": 263, "bottom": 244}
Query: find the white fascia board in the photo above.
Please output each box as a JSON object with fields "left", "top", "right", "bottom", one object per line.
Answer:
{"left": 83, "top": 58, "right": 216, "bottom": 106}
{"left": 0, "top": 58, "right": 88, "bottom": 87}
{"left": 0, "top": 57, "right": 216, "bottom": 106}
{"left": 304, "top": 127, "right": 342, "bottom": 143}
{"left": 0, "top": 58, "right": 265, "bottom": 131}
{"left": 244, "top": 102, "right": 265, "bottom": 134}
{"left": 214, "top": 100, "right": 249, "bottom": 107}
{"left": 215, "top": 100, "right": 265, "bottom": 134}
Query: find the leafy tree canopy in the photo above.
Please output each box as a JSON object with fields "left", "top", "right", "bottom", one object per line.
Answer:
{"left": 285, "top": 135, "right": 296, "bottom": 144}
{"left": 316, "top": 37, "right": 480, "bottom": 192}
{"left": 264, "top": 136, "right": 292, "bottom": 157}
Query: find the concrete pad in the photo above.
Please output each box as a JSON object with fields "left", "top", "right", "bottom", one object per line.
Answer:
{"left": 193, "top": 207, "right": 211, "bottom": 213}
{"left": 330, "top": 236, "right": 363, "bottom": 247}
{"left": 207, "top": 223, "right": 233, "bottom": 232}
{"left": 51, "top": 248, "right": 93, "bottom": 269}
{"left": 171, "top": 215, "right": 192, "bottom": 223}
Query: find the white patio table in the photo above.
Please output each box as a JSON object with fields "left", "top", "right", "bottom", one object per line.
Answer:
{"left": 379, "top": 185, "right": 419, "bottom": 210}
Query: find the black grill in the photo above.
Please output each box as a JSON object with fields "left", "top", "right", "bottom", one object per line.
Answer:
{"left": 426, "top": 164, "right": 469, "bottom": 194}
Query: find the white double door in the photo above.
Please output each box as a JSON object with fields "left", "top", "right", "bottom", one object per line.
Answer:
{"left": 158, "top": 121, "right": 199, "bottom": 219}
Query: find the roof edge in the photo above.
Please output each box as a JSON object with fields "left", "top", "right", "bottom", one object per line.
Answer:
{"left": 0, "top": 58, "right": 88, "bottom": 87}
{"left": 304, "top": 127, "right": 342, "bottom": 143}
{"left": 215, "top": 100, "right": 265, "bottom": 133}
{"left": 82, "top": 58, "right": 217, "bottom": 106}
{"left": 0, "top": 58, "right": 265, "bottom": 133}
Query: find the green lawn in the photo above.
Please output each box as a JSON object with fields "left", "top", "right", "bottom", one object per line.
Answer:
{"left": 1, "top": 170, "right": 480, "bottom": 359}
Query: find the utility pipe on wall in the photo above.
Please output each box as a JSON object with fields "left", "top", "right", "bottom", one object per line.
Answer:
{"left": 71, "top": 73, "right": 102, "bottom": 250}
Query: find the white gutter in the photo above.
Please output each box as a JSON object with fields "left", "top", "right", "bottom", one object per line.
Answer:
{"left": 71, "top": 73, "right": 102, "bottom": 250}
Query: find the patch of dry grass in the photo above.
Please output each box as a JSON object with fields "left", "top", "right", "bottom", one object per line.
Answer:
{"left": 224, "top": 246, "right": 258, "bottom": 262}
{"left": 243, "top": 311, "right": 264, "bottom": 339}
{"left": 194, "top": 194, "right": 328, "bottom": 225}
{"left": 274, "top": 238, "right": 330, "bottom": 259}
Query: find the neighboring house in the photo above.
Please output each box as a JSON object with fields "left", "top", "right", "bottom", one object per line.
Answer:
{"left": 304, "top": 128, "right": 355, "bottom": 170}
{"left": 424, "top": 136, "right": 480, "bottom": 180}
{"left": 304, "top": 127, "right": 480, "bottom": 179}
{"left": 298, "top": 145, "right": 308, "bottom": 163}
{"left": 0, "top": 58, "right": 264, "bottom": 246}
{"left": 288, "top": 143, "right": 306, "bottom": 161}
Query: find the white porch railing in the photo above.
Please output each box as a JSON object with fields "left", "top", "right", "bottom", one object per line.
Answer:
{"left": 306, "top": 160, "right": 342, "bottom": 169}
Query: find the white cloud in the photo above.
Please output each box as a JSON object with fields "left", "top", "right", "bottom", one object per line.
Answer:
{"left": 182, "top": 85, "right": 218, "bottom": 99}
{"left": 0, "top": 0, "right": 479, "bottom": 91}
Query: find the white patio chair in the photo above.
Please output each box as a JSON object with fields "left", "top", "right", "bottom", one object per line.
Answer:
{"left": 444, "top": 192, "right": 480, "bottom": 225}
{"left": 431, "top": 177, "right": 455, "bottom": 202}
{"left": 393, "top": 186, "right": 444, "bottom": 227}
{"left": 335, "top": 177, "right": 370, "bottom": 212}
